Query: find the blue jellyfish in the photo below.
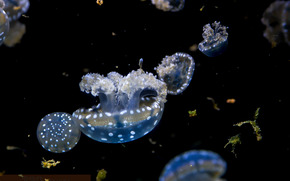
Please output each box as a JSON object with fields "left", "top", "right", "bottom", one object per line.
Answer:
{"left": 261, "top": 1, "right": 290, "bottom": 46}
{"left": 0, "top": 7, "right": 9, "bottom": 45}
{"left": 198, "top": 21, "right": 228, "bottom": 57}
{"left": 159, "top": 150, "right": 227, "bottom": 181}
{"left": 155, "top": 52, "right": 195, "bottom": 95}
{"left": 3, "top": 0, "right": 30, "bottom": 22}
{"left": 73, "top": 69, "right": 167, "bottom": 143}
{"left": 151, "top": 0, "right": 185, "bottom": 12}
{"left": 37, "top": 112, "right": 81, "bottom": 153}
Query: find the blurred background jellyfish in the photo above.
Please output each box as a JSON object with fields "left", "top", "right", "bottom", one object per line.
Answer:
{"left": 198, "top": 21, "right": 228, "bottom": 57}
{"left": 151, "top": 0, "right": 185, "bottom": 12}
{"left": 159, "top": 150, "right": 227, "bottom": 181}
{"left": 2, "top": 0, "right": 29, "bottom": 47}
{"left": 155, "top": 52, "right": 195, "bottom": 95}
{"left": 261, "top": 1, "right": 290, "bottom": 46}
{"left": 73, "top": 68, "right": 167, "bottom": 143}
{"left": 37, "top": 112, "right": 81, "bottom": 153}
{"left": 0, "top": 0, "right": 9, "bottom": 46}
{"left": 3, "top": 0, "right": 29, "bottom": 22}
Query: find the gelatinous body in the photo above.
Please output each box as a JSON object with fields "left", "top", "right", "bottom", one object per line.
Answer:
{"left": 151, "top": 0, "right": 185, "bottom": 12}
{"left": 159, "top": 150, "right": 227, "bottom": 181}
{"left": 261, "top": 1, "right": 290, "bottom": 46}
{"left": 3, "top": 0, "right": 29, "bottom": 22}
{"left": 73, "top": 69, "right": 167, "bottom": 143}
{"left": 4, "top": 20, "right": 25, "bottom": 47}
{"left": 37, "top": 112, "right": 81, "bottom": 153}
{"left": 198, "top": 21, "right": 228, "bottom": 57}
{"left": 0, "top": 8, "right": 9, "bottom": 45}
{"left": 155, "top": 52, "right": 195, "bottom": 95}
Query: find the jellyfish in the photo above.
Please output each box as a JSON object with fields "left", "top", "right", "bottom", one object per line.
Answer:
{"left": 155, "top": 52, "right": 195, "bottom": 95}
{"left": 72, "top": 69, "right": 167, "bottom": 143}
{"left": 0, "top": 7, "right": 9, "bottom": 45}
{"left": 159, "top": 150, "right": 227, "bottom": 181}
{"left": 37, "top": 112, "right": 81, "bottom": 153}
{"left": 3, "top": 0, "right": 30, "bottom": 22}
{"left": 261, "top": 1, "right": 290, "bottom": 46}
{"left": 151, "top": 0, "right": 185, "bottom": 12}
{"left": 3, "top": 20, "right": 25, "bottom": 47}
{"left": 198, "top": 21, "right": 228, "bottom": 57}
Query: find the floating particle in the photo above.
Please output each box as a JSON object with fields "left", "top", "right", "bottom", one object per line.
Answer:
{"left": 226, "top": 98, "right": 236, "bottom": 104}
{"left": 224, "top": 134, "right": 241, "bottom": 157}
{"left": 0, "top": 8, "right": 9, "bottom": 45}
{"left": 189, "top": 43, "right": 198, "bottom": 52}
{"left": 37, "top": 112, "right": 81, "bottom": 153}
{"left": 198, "top": 21, "right": 228, "bottom": 57}
{"left": 41, "top": 158, "right": 60, "bottom": 169}
{"left": 151, "top": 0, "right": 185, "bottom": 12}
{"left": 207, "top": 97, "right": 220, "bottom": 111}
{"left": 188, "top": 109, "right": 197, "bottom": 117}
{"left": 73, "top": 69, "right": 167, "bottom": 143}
{"left": 96, "top": 0, "right": 103, "bottom": 6}
{"left": 234, "top": 108, "right": 262, "bottom": 141}
{"left": 96, "top": 169, "right": 107, "bottom": 181}
{"left": 159, "top": 150, "right": 227, "bottom": 181}
{"left": 261, "top": 1, "right": 290, "bottom": 46}
{"left": 155, "top": 52, "right": 195, "bottom": 95}
{"left": 200, "top": 5, "right": 205, "bottom": 11}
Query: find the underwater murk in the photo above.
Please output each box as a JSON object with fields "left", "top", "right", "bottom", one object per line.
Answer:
{"left": 1, "top": 0, "right": 290, "bottom": 181}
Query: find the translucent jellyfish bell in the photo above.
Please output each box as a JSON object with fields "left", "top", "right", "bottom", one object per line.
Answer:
{"left": 73, "top": 69, "right": 167, "bottom": 143}
{"left": 37, "top": 112, "right": 81, "bottom": 153}
{"left": 159, "top": 150, "right": 227, "bottom": 181}
{"left": 198, "top": 21, "right": 228, "bottom": 57}
{"left": 261, "top": 1, "right": 290, "bottom": 46}
{"left": 155, "top": 52, "right": 195, "bottom": 95}
{"left": 151, "top": 0, "right": 185, "bottom": 12}
{"left": 0, "top": 8, "right": 9, "bottom": 45}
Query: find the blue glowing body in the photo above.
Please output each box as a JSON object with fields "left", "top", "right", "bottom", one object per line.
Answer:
{"left": 0, "top": 8, "right": 9, "bottom": 45}
{"left": 159, "top": 150, "right": 227, "bottom": 181}
{"left": 73, "top": 100, "right": 164, "bottom": 143}
{"left": 37, "top": 112, "right": 81, "bottom": 153}
{"left": 198, "top": 21, "right": 228, "bottom": 57}
{"left": 72, "top": 69, "right": 167, "bottom": 143}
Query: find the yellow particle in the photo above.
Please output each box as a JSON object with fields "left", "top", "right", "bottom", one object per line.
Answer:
{"left": 96, "top": 0, "right": 103, "bottom": 5}
{"left": 234, "top": 108, "right": 262, "bottom": 141}
{"left": 41, "top": 158, "right": 60, "bottom": 169}
{"left": 188, "top": 109, "right": 197, "bottom": 117}
{"left": 96, "top": 169, "right": 107, "bottom": 181}
{"left": 224, "top": 134, "right": 241, "bottom": 157}
{"left": 226, "top": 98, "right": 236, "bottom": 104}
{"left": 200, "top": 5, "right": 205, "bottom": 11}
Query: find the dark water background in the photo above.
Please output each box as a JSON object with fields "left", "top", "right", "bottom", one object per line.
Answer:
{"left": 1, "top": 0, "right": 290, "bottom": 180}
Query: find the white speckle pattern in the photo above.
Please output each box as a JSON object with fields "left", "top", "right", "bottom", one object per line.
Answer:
{"left": 36, "top": 112, "right": 81, "bottom": 153}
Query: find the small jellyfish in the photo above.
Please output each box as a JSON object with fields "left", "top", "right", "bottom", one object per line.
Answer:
{"left": 155, "top": 52, "right": 195, "bottom": 95}
{"left": 261, "top": 1, "right": 290, "bottom": 46}
{"left": 3, "top": 0, "right": 30, "bottom": 22}
{"left": 198, "top": 21, "right": 228, "bottom": 57}
{"left": 159, "top": 150, "right": 227, "bottom": 181}
{"left": 37, "top": 112, "right": 81, "bottom": 153}
{"left": 0, "top": 8, "right": 9, "bottom": 45}
{"left": 151, "top": 0, "right": 185, "bottom": 12}
{"left": 73, "top": 69, "right": 167, "bottom": 143}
